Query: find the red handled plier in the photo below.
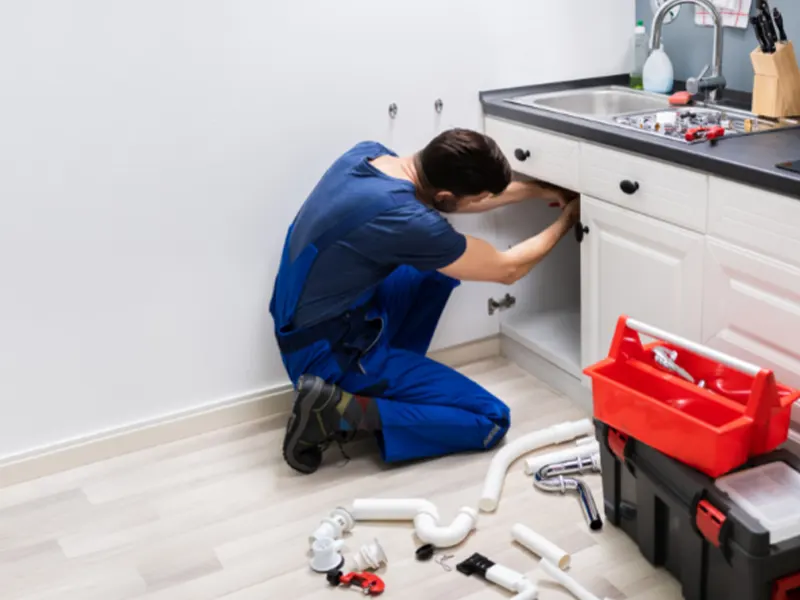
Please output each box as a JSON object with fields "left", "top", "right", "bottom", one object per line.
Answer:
{"left": 327, "top": 570, "right": 385, "bottom": 595}
{"left": 685, "top": 125, "right": 726, "bottom": 142}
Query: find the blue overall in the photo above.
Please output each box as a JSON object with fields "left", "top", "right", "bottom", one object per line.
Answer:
{"left": 270, "top": 145, "right": 510, "bottom": 463}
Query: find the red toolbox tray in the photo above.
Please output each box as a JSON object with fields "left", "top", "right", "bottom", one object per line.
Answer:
{"left": 584, "top": 316, "right": 799, "bottom": 477}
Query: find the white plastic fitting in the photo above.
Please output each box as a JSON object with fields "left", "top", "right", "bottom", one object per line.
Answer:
{"left": 511, "top": 523, "right": 571, "bottom": 570}
{"left": 351, "top": 498, "right": 439, "bottom": 521}
{"left": 524, "top": 440, "right": 601, "bottom": 475}
{"left": 486, "top": 564, "right": 539, "bottom": 600}
{"left": 309, "top": 507, "right": 355, "bottom": 544}
{"left": 352, "top": 538, "right": 388, "bottom": 571}
{"left": 414, "top": 507, "right": 478, "bottom": 548}
{"left": 539, "top": 559, "right": 612, "bottom": 600}
{"left": 350, "top": 499, "right": 476, "bottom": 548}
{"left": 479, "top": 419, "right": 595, "bottom": 513}
{"left": 309, "top": 537, "right": 345, "bottom": 573}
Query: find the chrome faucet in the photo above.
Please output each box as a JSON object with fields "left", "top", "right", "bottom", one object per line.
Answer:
{"left": 650, "top": 0, "right": 726, "bottom": 102}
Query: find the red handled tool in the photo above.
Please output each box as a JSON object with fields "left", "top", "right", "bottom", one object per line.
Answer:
{"left": 326, "top": 570, "right": 385, "bottom": 595}
{"left": 685, "top": 125, "right": 726, "bottom": 142}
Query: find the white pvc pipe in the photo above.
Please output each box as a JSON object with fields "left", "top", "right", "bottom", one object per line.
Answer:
{"left": 479, "top": 419, "right": 595, "bottom": 513}
{"left": 486, "top": 565, "right": 539, "bottom": 600}
{"left": 539, "top": 559, "right": 611, "bottom": 600}
{"left": 350, "top": 498, "right": 439, "bottom": 521}
{"left": 523, "top": 441, "right": 601, "bottom": 475}
{"left": 350, "top": 499, "right": 475, "bottom": 548}
{"left": 626, "top": 318, "right": 761, "bottom": 377}
{"left": 511, "top": 524, "right": 571, "bottom": 570}
{"left": 414, "top": 507, "right": 478, "bottom": 548}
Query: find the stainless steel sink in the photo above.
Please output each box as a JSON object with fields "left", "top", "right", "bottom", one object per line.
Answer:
{"left": 505, "top": 85, "right": 798, "bottom": 144}
{"left": 507, "top": 86, "right": 671, "bottom": 118}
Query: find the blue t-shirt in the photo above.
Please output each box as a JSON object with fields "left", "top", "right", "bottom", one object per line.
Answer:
{"left": 289, "top": 141, "right": 467, "bottom": 328}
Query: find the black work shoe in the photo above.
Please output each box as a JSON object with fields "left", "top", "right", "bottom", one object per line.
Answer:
{"left": 283, "top": 375, "right": 351, "bottom": 474}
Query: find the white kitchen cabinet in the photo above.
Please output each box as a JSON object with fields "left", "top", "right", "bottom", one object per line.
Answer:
{"left": 703, "top": 238, "right": 800, "bottom": 391}
{"left": 494, "top": 198, "right": 582, "bottom": 378}
{"left": 580, "top": 195, "right": 705, "bottom": 370}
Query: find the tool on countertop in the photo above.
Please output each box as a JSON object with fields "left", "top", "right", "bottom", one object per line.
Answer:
{"left": 684, "top": 125, "right": 726, "bottom": 142}
{"left": 751, "top": 16, "right": 770, "bottom": 53}
{"left": 773, "top": 7, "right": 788, "bottom": 43}
{"left": 326, "top": 571, "right": 385, "bottom": 595}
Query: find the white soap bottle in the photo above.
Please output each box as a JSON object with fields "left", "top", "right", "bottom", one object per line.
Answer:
{"left": 642, "top": 43, "right": 674, "bottom": 94}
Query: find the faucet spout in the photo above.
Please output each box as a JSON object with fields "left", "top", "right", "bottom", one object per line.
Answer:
{"left": 650, "top": 0, "right": 725, "bottom": 101}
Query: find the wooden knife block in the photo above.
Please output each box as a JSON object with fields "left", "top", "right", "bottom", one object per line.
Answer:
{"left": 750, "top": 42, "right": 800, "bottom": 118}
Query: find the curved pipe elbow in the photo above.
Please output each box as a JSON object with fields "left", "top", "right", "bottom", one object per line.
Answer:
{"left": 479, "top": 419, "right": 594, "bottom": 513}
{"left": 413, "top": 507, "right": 477, "bottom": 548}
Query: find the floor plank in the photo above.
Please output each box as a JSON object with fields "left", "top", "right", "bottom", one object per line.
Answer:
{"left": 0, "top": 359, "right": 682, "bottom": 599}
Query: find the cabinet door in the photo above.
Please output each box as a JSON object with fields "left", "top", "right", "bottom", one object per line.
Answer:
{"left": 703, "top": 238, "right": 800, "bottom": 391}
{"left": 581, "top": 196, "right": 705, "bottom": 370}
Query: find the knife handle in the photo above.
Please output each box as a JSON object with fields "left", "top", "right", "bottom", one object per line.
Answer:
{"left": 774, "top": 8, "right": 788, "bottom": 43}
{"left": 751, "top": 16, "right": 769, "bottom": 53}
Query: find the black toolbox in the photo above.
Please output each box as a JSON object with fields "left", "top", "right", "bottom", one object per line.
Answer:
{"left": 595, "top": 420, "right": 800, "bottom": 600}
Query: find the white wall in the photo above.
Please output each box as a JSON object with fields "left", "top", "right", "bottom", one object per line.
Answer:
{"left": 0, "top": 1, "right": 634, "bottom": 460}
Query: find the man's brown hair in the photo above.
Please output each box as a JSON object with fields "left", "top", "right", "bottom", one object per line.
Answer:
{"left": 416, "top": 128, "right": 511, "bottom": 208}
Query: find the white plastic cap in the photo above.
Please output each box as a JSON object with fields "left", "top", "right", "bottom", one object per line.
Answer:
{"left": 309, "top": 538, "right": 345, "bottom": 573}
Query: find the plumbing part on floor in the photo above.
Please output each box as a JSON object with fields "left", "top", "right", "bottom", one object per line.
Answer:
{"left": 326, "top": 570, "right": 385, "bottom": 596}
{"left": 479, "top": 418, "right": 595, "bottom": 513}
{"left": 351, "top": 539, "right": 388, "bottom": 571}
{"left": 533, "top": 454, "right": 603, "bottom": 531}
{"left": 415, "top": 544, "right": 435, "bottom": 561}
{"left": 511, "top": 523, "right": 571, "bottom": 570}
{"left": 350, "top": 499, "right": 477, "bottom": 548}
{"left": 524, "top": 440, "right": 601, "bottom": 475}
{"left": 435, "top": 553, "right": 454, "bottom": 572}
{"left": 539, "top": 558, "right": 611, "bottom": 600}
{"left": 457, "top": 552, "right": 538, "bottom": 600}
{"left": 309, "top": 537, "right": 345, "bottom": 573}
{"left": 309, "top": 507, "right": 355, "bottom": 544}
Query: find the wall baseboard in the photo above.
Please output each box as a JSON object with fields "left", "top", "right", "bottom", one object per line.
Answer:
{"left": 0, "top": 336, "right": 500, "bottom": 489}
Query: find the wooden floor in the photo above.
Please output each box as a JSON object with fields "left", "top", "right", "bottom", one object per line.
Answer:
{"left": 0, "top": 358, "right": 682, "bottom": 600}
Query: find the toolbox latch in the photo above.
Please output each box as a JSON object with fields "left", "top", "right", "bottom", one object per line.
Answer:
{"left": 695, "top": 499, "right": 727, "bottom": 548}
{"left": 607, "top": 428, "right": 630, "bottom": 462}
{"left": 772, "top": 572, "right": 800, "bottom": 600}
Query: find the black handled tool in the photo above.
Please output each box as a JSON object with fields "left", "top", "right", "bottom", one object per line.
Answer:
{"left": 759, "top": 0, "right": 779, "bottom": 45}
{"left": 760, "top": 12, "right": 777, "bottom": 53}
{"left": 774, "top": 8, "right": 788, "bottom": 43}
{"left": 752, "top": 16, "right": 770, "bottom": 53}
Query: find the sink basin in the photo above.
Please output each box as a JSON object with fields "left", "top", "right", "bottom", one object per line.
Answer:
{"left": 507, "top": 86, "right": 671, "bottom": 118}
{"left": 504, "top": 85, "right": 799, "bottom": 144}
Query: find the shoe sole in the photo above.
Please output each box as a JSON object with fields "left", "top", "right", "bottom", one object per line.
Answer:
{"left": 282, "top": 377, "right": 327, "bottom": 474}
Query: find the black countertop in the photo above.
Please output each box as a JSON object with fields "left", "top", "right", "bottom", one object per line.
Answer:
{"left": 480, "top": 75, "right": 800, "bottom": 199}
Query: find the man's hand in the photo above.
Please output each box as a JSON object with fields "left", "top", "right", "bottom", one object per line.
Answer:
{"left": 456, "top": 180, "right": 579, "bottom": 214}
{"left": 561, "top": 197, "right": 581, "bottom": 229}
{"left": 534, "top": 181, "right": 580, "bottom": 209}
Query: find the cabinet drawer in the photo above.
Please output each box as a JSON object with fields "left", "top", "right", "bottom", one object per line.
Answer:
{"left": 579, "top": 142, "right": 708, "bottom": 233}
{"left": 484, "top": 117, "right": 579, "bottom": 190}
{"left": 708, "top": 177, "right": 800, "bottom": 268}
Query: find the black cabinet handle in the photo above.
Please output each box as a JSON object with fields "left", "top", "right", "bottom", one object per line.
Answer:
{"left": 575, "top": 221, "right": 590, "bottom": 243}
{"left": 620, "top": 180, "right": 640, "bottom": 195}
{"left": 514, "top": 148, "right": 531, "bottom": 162}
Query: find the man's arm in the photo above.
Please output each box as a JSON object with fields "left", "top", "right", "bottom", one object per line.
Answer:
{"left": 439, "top": 200, "right": 580, "bottom": 285}
{"left": 456, "top": 180, "right": 577, "bottom": 214}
